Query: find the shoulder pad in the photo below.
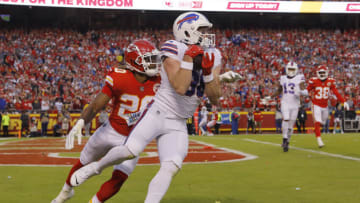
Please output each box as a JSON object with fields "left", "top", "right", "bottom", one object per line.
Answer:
{"left": 161, "top": 40, "right": 179, "bottom": 55}
{"left": 106, "top": 68, "right": 129, "bottom": 87}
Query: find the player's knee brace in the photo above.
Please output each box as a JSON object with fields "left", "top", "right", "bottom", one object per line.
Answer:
{"left": 160, "top": 161, "right": 180, "bottom": 177}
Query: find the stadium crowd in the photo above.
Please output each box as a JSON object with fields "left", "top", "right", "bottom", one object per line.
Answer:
{"left": 0, "top": 28, "right": 359, "bottom": 113}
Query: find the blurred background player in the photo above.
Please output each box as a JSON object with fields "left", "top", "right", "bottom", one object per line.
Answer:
{"left": 199, "top": 106, "right": 209, "bottom": 135}
{"left": 206, "top": 106, "right": 219, "bottom": 135}
{"left": 307, "top": 65, "right": 349, "bottom": 147}
{"left": 266, "top": 61, "right": 308, "bottom": 152}
{"left": 51, "top": 39, "right": 161, "bottom": 203}
{"left": 70, "top": 11, "right": 241, "bottom": 203}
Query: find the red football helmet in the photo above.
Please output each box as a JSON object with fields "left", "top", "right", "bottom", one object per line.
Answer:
{"left": 125, "top": 39, "right": 161, "bottom": 77}
{"left": 316, "top": 65, "right": 329, "bottom": 81}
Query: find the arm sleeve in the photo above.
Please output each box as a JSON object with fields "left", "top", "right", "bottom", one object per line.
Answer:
{"left": 331, "top": 84, "right": 345, "bottom": 103}
{"left": 101, "top": 75, "right": 115, "bottom": 98}
{"left": 101, "top": 84, "right": 113, "bottom": 98}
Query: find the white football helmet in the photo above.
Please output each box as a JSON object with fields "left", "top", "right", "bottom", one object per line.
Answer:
{"left": 285, "top": 61, "right": 298, "bottom": 78}
{"left": 173, "top": 12, "right": 215, "bottom": 48}
{"left": 201, "top": 106, "right": 207, "bottom": 113}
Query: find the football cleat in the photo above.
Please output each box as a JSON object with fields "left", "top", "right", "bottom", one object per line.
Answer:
{"left": 51, "top": 188, "right": 74, "bottom": 203}
{"left": 317, "top": 137, "right": 325, "bottom": 148}
{"left": 70, "top": 162, "right": 100, "bottom": 187}
{"left": 282, "top": 138, "right": 289, "bottom": 152}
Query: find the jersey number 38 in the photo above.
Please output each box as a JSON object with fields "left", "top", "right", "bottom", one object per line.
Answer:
{"left": 314, "top": 87, "right": 330, "bottom": 99}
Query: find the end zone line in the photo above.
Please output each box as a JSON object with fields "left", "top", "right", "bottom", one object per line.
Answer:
{"left": 243, "top": 138, "right": 360, "bottom": 162}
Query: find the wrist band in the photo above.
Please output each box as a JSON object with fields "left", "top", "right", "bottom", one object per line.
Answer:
{"left": 203, "top": 74, "right": 214, "bottom": 83}
{"left": 180, "top": 61, "right": 193, "bottom": 71}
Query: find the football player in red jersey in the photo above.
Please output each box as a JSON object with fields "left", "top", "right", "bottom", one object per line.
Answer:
{"left": 307, "top": 65, "right": 349, "bottom": 147}
{"left": 51, "top": 39, "right": 161, "bottom": 203}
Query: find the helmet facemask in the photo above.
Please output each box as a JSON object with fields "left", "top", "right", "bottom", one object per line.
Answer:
{"left": 125, "top": 40, "right": 161, "bottom": 77}
{"left": 286, "top": 67, "right": 297, "bottom": 78}
{"left": 135, "top": 50, "right": 161, "bottom": 77}
{"left": 199, "top": 33, "right": 215, "bottom": 48}
{"left": 317, "top": 70, "right": 328, "bottom": 81}
{"left": 285, "top": 62, "right": 298, "bottom": 78}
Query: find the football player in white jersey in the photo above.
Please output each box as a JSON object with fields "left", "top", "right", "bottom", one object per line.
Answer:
{"left": 268, "top": 61, "right": 308, "bottom": 152}
{"left": 199, "top": 106, "right": 209, "bottom": 135}
{"left": 70, "top": 12, "right": 241, "bottom": 203}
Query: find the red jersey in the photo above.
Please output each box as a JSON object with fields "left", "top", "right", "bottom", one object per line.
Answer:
{"left": 101, "top": 68, "right": 161, "bottom": 136}
{"left": 307, "top": 77, "right": 345, "bottom": 108}
{"left": 211, "top": 111, "right": 219, "bottom": 121}
{"left": 254, "top": 111, "right": 263, "bottom": 122}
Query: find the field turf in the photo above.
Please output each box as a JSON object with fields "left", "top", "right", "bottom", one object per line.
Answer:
{"left": 0, "top": 133, "right": 359, "bottom": 203}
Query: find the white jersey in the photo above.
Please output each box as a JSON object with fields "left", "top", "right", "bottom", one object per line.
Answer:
{"left": 156, "top": 40, "right": 222, "bottom": 118}
{"left": 280, "top": 74, "right": 305, "bottom": 107}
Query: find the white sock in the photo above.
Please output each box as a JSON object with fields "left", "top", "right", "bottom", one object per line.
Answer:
{"left": 97, "top": 145, "right": 135, "bottom": 172}
{"left": 282, "top": 121, "right": 289, "bottom": 139}
{"left": 144, "top": 162, "right": 179, "bottom": 203}
{"left": 90, "top": 195, "right": 102, "bottom": 203}
{"left": 62, "top": 182, "right": 72, "bottom": 191}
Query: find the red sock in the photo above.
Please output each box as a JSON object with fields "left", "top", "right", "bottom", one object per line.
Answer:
{"left": 314, "top": 122, "right": 321, "bottom": 138}
{"left": 207, "top": 126, "right": 212, "bottom": 133}
{"left": 65, "top": 160, "right": 84, "bottom": 186}
{"left": 96, "top": 170, "right": 128, "bottom": 202}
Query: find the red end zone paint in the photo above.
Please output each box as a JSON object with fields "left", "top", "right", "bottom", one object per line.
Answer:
{"left": 0, "top": 138, "right": 256, "bottom": 166}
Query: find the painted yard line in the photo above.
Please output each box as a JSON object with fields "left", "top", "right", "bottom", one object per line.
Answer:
{"left": 0, "top": 147, "right": 68, "bottom": 150}
{"left": 47, "top": 152, "right": 159, "bottom": 159}
{"left": 191, "top": 139, "right": 258, "bottom": 162}
{"left": 0, "top": 139, "right": 23, "bottom": 146}
{"left": 0, "top": 138, "right": 15, "bottom": 140}
{"left": 0, "top": 139, "right": 257, "bottom": 167}
{"left": 5, "top": 143, "right": 66, "bottom": 146}
{"left": 244, "top": 138, "right": 360, "bottom": 162}
{"left": 0, "top": 152, "right": 44, "bottom": 155}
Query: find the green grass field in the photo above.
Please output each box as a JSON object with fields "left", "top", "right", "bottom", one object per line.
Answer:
{"left": 1, "top": 133, "right": 360, "bottom": 203}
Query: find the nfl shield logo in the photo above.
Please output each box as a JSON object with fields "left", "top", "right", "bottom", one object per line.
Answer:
{"left": 140, "top": 87, "right": 144, "bottom": 92}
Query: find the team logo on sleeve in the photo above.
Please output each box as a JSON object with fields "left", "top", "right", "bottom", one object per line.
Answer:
{"left": 176, "top": 13, "right": 199, "bottom": 30}
{"left": 327, "top": 82, "right": 331, "bottom": 86}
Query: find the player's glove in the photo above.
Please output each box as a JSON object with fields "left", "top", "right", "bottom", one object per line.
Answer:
{"left": 343, "top": 102, "right": 350, "bottom": 111}
{"left": 184, "top": 45, "right": 204, "bottom": 58}
{"left": 219, "top": 71, "right": 243, "bottom": 83}
{"left": 65, "top": 119, "right": 84, "bottom": 150}
{"left": 202, "top": 52, "right": 215, "bottom": 83}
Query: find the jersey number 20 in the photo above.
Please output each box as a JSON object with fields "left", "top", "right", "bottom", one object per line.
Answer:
{"left": 118, "top": 94, "right": 153, "bottom": 120}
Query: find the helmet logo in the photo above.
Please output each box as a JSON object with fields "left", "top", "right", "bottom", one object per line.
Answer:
{"left": 176, "top": 13, "right": 199, "bottom": 30}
